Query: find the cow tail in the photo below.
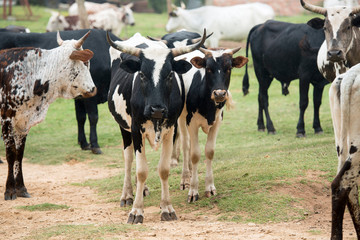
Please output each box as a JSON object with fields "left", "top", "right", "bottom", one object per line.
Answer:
{"left": 242, "top": 26, "right": 257, "bottom": 96}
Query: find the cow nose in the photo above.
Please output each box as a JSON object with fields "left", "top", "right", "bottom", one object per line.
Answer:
{"left": 130, "top": 23, "right": 135, "bottom": 26}
{"left": 327, "top": 50, "right": 343, "bottom": 61}
{"left": 151, "top": 107, "right": 166, "bottom": 119}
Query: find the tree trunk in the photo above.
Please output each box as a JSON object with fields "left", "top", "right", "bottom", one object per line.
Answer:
{"left": 76, "top": 0, "right": 90, "bottom": 29}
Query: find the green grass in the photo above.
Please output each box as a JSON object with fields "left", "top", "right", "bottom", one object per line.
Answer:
{"left": 0, "top": 4, "right": 335, "bottom": 228}
{"left": 16, "top": 203, "right": 70, "bottom": 211}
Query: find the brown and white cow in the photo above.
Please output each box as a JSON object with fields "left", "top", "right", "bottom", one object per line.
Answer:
{"left": 0, "top": 31, "right": 96, "bottom": 200}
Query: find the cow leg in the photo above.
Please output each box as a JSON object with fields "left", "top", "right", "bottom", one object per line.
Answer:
{"left": 84, "top": 98, "right": 102, "bottom": 154}
{"left": 14, "top": 136, "right": 30, "bottom": 198}
{"left": 75, "top": 99, "right": 90, "bottom": 150}
{"left": 347, "top": 185, "right": 360, "bottom": 238}
{"left": 179, "top": 115, "right": 191, "bottom": 190}
{"left": 188, "top": 125, "right": 200, "bottom": 203}
{"left": 3, "top": 134, "right": 17, "bottom": 200}
{"left": 331, "top": 159, "right": 352, "bottom": 240}
{"left": 127, "top": 128, "right": 147, "bottom": 224}
{"left": 296, "top": 79, "right": 310, "bottom": 137}
{"left": 258, "top": 78, "right": 275, "bottom": 134}
{"left": 170, "top": 123, "right": 180, "bottom": 168}
{"left": 204, "top": 118, "right": 221, "bottom": 198}
{"left": 159, "top": 127, "right": 177, "bottom": 221}
{"left": 312, "top": 85, "right": 324, "bottom": 134}
{"left": 120, "top": 127, "right": 134, "bottom": 207}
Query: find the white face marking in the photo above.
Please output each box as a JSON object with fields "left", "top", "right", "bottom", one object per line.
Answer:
{"left": 112, "top": 86, "right": 132, "bottom": 130}
{"left": 142, "top": 48, "right": 170, "bottom": 86}
{"left": 326, "top": 7, "right": 352, "bottom": 39}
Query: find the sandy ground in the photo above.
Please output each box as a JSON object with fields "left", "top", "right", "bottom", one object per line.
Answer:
{"left": 0, "top": 158, "right": 357, "bottom": 240}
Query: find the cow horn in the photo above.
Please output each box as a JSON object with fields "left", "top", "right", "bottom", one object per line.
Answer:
{"left": 300, "top": 0, "right": 326, "bottom": 15}
{"left": 57, "top": 31, "right": 63, "bottom": 46}
{"left": 74, "top": 30, "right": 91, "bottom": 49}
{"left": 230, "top": 47, "right": 241, "bottom": 55}
{"left": 171, "top": 28, "right": 207, "bottom": 57}
{"left": 351, "top": 6, "right": 360, "bottom": 14}
{"left": 106, "top": 31, "right": 141, "bottom": 57}
{"left": 191, "top": 32, "right": 214, "bottom": 44}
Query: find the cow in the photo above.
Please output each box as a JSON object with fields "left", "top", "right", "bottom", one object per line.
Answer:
{"left": 242, "top": 20, "right": 329, "bottom": 137}
{"left": 107, "top": 30, "right": 206, "bottom": 223}
{"left": 68, "top": 2, "right": 128, "bottom": 16}
{"left": 0, "top": 25, "right": 30, "bottom": 33}
{"left": 46, "top": 7, "right": 135, "bottom": 36}
{"left": 328, "top": 64, "right": 360, "bottom": 240}
{"left": 165, "top": 3, "right": 275, "bottom": 47}
{"left": 323, "top": 0, "right": 358, "bottom": 7}
{"left": 300, "top": 0, "right": 360, "bottom": 82}
{"left": 0, "top": 31, "right": 96, "bottom": 200}
{"left": 0, "top": 29, "right": 121, "bottom": 154}
{"left": 172, "top": 47, "right": 248, "bottom": 201}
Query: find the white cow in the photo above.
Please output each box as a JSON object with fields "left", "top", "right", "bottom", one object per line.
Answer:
{"left": 323, "top": 0, "right": 358, "bottom": 7}
{"left": 166, "top": 3, "right": 275, "bottom": 47}
{"left": 68, "top": 2, "right": 117, "bottom": 15}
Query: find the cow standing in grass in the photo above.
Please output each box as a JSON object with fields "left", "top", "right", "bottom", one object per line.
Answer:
{"left": 0, "top": 31, "right": 96, "bottom": 200}
{"left": 107, "top": 30, "right": 206, "bottom": 223}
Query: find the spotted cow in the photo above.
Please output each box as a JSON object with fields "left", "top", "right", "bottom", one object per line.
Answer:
{"left": 0, "top": 31, "right": 96, "bottom": 200}
{"left": 107, "top": 30, "right": 206, "bottom": 223}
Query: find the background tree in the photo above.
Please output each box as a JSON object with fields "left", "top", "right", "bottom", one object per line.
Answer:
{"left": 76, "top": 0, "right": 89, "bottom": 29}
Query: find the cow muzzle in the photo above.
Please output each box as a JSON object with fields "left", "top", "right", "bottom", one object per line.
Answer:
{"left": 327, "top": 49, "right": 345, "bottom": 62}
{"left": 81, "top": 87, "right": 97, "bottom": 98}
{"left": 151, "top": 107, "right": 167, "bottom": 119}
{"left": 211, "top": 90, "right": 228, "bottom": 103}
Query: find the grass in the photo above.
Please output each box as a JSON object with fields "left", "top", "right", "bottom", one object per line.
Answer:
{"left": 16, "top": 203, "right": 70, "bottom": 211}
{"left": 0, "top": 3, "right": 336, "bottom": 232}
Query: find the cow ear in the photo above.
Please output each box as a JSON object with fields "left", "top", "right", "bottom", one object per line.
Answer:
{"left": 352, "top": 15, "right": 360, "bottom": 27}
{"left": 232, "top": 56, "right": 248, "bottom": 69}
{"left": 307, "top": 17, "right": 324, "bottom": 29}
{"left": 190, "top": 56, "right": 205, "bottom": 69}
{"left": 173, "top": 59, "right": 192, "bottom": 74}
{"left": 120, "top": 59, "right": 140, "bottom": 73}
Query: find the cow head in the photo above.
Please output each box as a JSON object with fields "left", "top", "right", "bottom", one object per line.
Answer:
{"left": 301, "top": 0, "right": 360, "bottom": 62}
{"left": 166, "top": 4, "right": 187, "bottom": 32}
{"left": 57, "top": 31, "right": 96, "bottom": 99}
{"left": 120, "top": 3, "right": 135, "bottom": 26}
{"left": 107, "top": 30, "right": 207, "bottom": 121}
{"left": 46, "top": 11, "right": 69, "bottom": 32}
{"left": 190, "top": 47, "right": 248, "bottom": 104}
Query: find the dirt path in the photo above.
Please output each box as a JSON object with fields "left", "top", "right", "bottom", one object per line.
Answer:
{"left": 0, "top": 159, "right": 356, "bottom": 240}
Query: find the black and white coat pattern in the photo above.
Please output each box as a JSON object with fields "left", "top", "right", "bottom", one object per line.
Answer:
{"left": 0, "top": 32, "right": 96, "bottom": 200}
{"left": 107, "top": 31, "right": 206, "bottom": 223}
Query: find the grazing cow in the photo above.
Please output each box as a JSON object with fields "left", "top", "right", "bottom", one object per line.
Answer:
{"left": 242, "top": 20, "right": 329, "bottom": 137}
{"left": 328, "top": 64, "right": 360, "bottom": 240}
{"left": 172, "top": 47, "right": 247, "bottom": 201}
{"left": 0, "top": 29, "right": 121, "bottom": 154}
{"left": 46, "top": 8, "right": 135, "bottom": 36}
{"left": 300, "top": 0, "right": 360, "bottom": 82}
{"left": 166, "top": 3, "right": 274, "bottom": 47}
{"left": 107, "top": 30, "right": 206, "bottom": 223}
{"left": 0, "top": 31, "right": 96, "bottom": 200}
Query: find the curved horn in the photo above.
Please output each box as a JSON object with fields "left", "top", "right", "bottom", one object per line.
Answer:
{"left": 57, "top": 31, "right": 63, "bottom": 46}
{"left": 106, "top": 31, "right": 141, "bottom": 57}
{"left": 351, "top": 6, "right": 360, "bottom": 14}
{"left": 171, "top": 28, "right": 207, "bottom": 57}
{"left": 300, "top": 0, "right": 326, "bottom": 15}
{"left": 74, "top": 30, "right": 91, "bottom": 49}
{"left": 191, "top": 32, "right": 214, "bottom": 44}
{"left": 230, "top": 47, "right": 241, "bottom": 55}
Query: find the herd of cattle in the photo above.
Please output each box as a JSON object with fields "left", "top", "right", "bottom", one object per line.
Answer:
{"left": 1, "top": 0, "right": 360, "bottom": 238}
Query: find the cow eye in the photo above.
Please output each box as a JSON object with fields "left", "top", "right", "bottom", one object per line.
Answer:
{"left": 139, "top": 72, "right": 146, "bottom": 80}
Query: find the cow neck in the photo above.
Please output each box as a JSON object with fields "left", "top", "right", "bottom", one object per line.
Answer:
{"left": 178, "top": 8, "right": 204, "bottom": 33}
{"left": 346, "top": 28, "right": 360, "bottom": 68}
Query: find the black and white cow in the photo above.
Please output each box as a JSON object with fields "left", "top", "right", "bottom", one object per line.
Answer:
{"left": 242, "top": 20, "right": 329, "bottom": 137}
{"left": 0, "top": 31, "right": 96, "bottom": 200}
{"left": 175, "top": 47, "right": 248, "bottom": 201}
{"left": 0, "top": 29, "right": 121, "bottom": 154}
{"left": 300, "top": 0, "right": 360, "bottom": 82}
{"left": 107, "top": 30, "right": 206, "bottom": 223}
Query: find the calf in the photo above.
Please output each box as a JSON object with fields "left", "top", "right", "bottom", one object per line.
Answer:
{"left": 243, "top": 20, "right": 329, "bottom": 137}
{"left": 329, "top": 64, "right": 360, "bottom": 239}
{"left": 177, "top": 47, "right": 248, "bottom": 201}
{"left": 0, "top": 31, "right": 96, "bottom": 200}
{"left": 107, "top": 30, "right": 206, "bottom": 223}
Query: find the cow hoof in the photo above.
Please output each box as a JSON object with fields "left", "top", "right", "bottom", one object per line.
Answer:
{"left": 268, "top": 131, "right": 276, "bottom": 135}
{"left": 258, "top": 128, "right": 265, "bottom": 132}
{"left": 16, "top": 188, "right": 31, "bottom": 198}
{"left": 161, "top": 211, "right": 177, "bottom": 221}
{"left": 120, "top": 198, "right": 133, "bottom": 207}
{"left": 4, "top": 191, "right": 17, "bottom": 200}
{"left": 91, "top": 147, "right": 102, "bottom": 154}
{"left": 180, "top": 182, "right": 190, "bottom": 190}
{"left": 315, "top": 129, "right": 324, "bottom": 135}
{"left": 170, "top": 159, "right": 178, "bottom": 168}
{"left": 127, "top": 213, "right": 143, "bottom": 224}
{"left": 0, "top": 159, "right": 3, "bottom": 164}
{"left": 80, "top": 143, "right": 91, "bottom": 150}
{"left": 205, "top": 190, "right": 216, "bottom": 198}
{"left": 187, "top": 194, "right": 199, "bottom": 203}
{"left": 296, "top": 132, "right": 306, "bottom": 138}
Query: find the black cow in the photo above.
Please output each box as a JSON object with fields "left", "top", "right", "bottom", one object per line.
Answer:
{"left": 242, "top": 20, "right": 329, "bottom": 137}
{"left": 0, "top": 29, "right": 120, "bottom": 154}
{"left": 107, "top": 30, "right": 206, "bottom": 223}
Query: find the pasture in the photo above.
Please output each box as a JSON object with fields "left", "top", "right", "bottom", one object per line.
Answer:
{"left": 0, "top": 6, "right": 355, "bottom": 239}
